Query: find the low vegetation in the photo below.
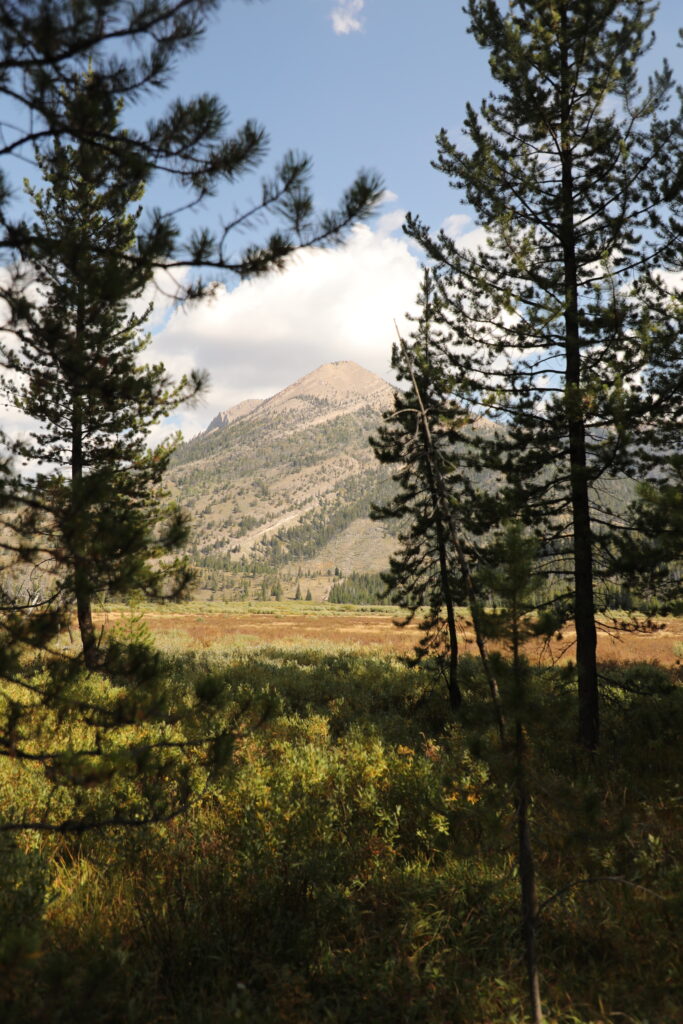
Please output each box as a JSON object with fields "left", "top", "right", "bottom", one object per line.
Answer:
{"left": 1, "top": 626, "right": 681, "bottom": 1023}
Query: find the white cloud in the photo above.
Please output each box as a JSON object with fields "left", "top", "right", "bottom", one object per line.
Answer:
{"left": 331, "top": 0, "right": 365, "bottom": 35}
{"left": 147, "top": 213, "right": 422, "bottom": 441}
{"left": 441, "top": 212, "right": 488, "bottom": 252}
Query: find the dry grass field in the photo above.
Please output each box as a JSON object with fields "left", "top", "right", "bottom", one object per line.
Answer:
{"left": 94, "top": 600, "right": 683, "bottom": 665}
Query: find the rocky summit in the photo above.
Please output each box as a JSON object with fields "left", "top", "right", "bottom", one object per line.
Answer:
{"left": 168, "top": 361, "right": 400, "bottom": 599}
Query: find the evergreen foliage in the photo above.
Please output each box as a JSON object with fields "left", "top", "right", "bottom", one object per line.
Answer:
{"left": 0, "top": 2, "right": 384, "bottom": 298}
{"left": 1, "top": 81, "right": 203, "bottom": 668}
{"left": 371, "top": 281, "right": 478, "bottom": 708}
{"left": 404, "top": 0, "right": 683, "bottom": 747}
{"left": 328, "top": 572, "right": 393, "bottom": 606}
{"left": 0, "top": 2, "right": 381, "bottom": 834}
{"left": 0, "top": 0, "right": 383, "bottom": 658}
{"left": 372, "top": 276, "right": 504, "bottom": 721}
{"left": 615, "top": 453, "right": 683, "bottom": 610}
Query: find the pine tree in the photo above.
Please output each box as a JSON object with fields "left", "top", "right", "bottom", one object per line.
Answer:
{"left": 372, "top": 287, "right": 467, "bottom": 709}
{"left": 0, "top": 74, "right": 259, "bottom": 835}
{"left": 406, "top": 0, "right": 683, "bottom": 748}
{"left": 477, "top": 523, "right": 544, "bottom": 1024}
{"left": 615, "top": 453, "right": 683, "bottom": 609}
{"left": 372, "top": 275, "right": 503, "bottom": 727}
{"left": 0, "top": 1, "right": 383, "bottom": 680}
{"left": 0, "top": 2, "right": 383, "bottom": 682}
{"left": 1, "top": 82, "right": 203, "bottom": 668}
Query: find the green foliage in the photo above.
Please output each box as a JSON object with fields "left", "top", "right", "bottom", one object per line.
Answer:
{"left": 0, "top": 3, "right": 383, "bottom": 300}
{"left": 615, "top": 453, "right": 683, "bottom": 609}
{"left": 0, "top": 626, "right": 261, "bottom": 835}
{"left": 328, "top": 571, "right": 392, "bottom": 605}
{"left": 0, "top": 639, "right": 681, "bottom": 1022}
{"left": 372, "top": 275, "right": 494, "bottom": 709}
{"left": 1, "top": 80, "right": 203, "bottom": 669}
{"left": 403, "top": 0, "right": 683, "bottom": 747}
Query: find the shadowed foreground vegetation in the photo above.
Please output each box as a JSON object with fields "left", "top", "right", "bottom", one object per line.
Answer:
{"left": 1, "top": 637, "right": 681, "bottom": 1023}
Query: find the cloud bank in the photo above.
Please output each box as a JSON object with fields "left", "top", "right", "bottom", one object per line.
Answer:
{"left": 147, "top": 209, "right": 423, "bottom": 441}
{"left": 331, "top": 0, "right": 365, "bottom": 36}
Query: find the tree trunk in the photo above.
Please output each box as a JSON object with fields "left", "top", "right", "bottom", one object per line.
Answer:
{"left": 560, "top": 15, "right": 599, "bottom": 750}
{"left": 400, "top": 336, "right": 462, "bottom": 710}
{"left": 434, "top": 507, "right": 462, "bottom": 710}
{"left": 75, "top": 567, "right": 98, "bottom": 670}
{"left": 516, "top": 721, "right": 543, "bottom": 1024}
{"left": 71, "top": 405, "right": 99, "bottom": 671}
{"left": 451, "top": 533, "right": 505, "bottom": 744}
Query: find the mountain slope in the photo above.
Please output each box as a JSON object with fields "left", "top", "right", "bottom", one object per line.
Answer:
{"left": 168, "top": 361, "right": 400, "bottom": 597}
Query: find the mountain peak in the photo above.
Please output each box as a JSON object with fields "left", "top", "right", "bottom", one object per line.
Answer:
{"left": 259, "top": 360, "right": 392, "bottom": 412}
{"left": 204, "top": 361, "right": 394, "bottom": 434}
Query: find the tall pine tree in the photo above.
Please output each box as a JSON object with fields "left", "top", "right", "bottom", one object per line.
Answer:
{"left": 372, "top": 275, "right": 504, "bottom": 726}
{"left": 0, "top": 1, "right": 383, "bottom": 665}
{"left": 406, "top": 0, "right": 683, "bottom": 748}
{"left": 0, "top": 2, "right": 383, "bottom": 834}
{"left": 1, "top": 80, "right": 203, "bottom": 668}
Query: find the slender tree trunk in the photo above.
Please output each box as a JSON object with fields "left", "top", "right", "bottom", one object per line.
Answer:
{"left": 560, "top": 18, "right": 599, "bottom": 750}
{"left": 451, "top": 534, "right": 506, "bottom": 744}
{"left": 399, "top": 333, "right": 462, "bottom": 709}
{"left": 515, "top": 721, "right": 543, "bottom": 1024}
{"left": 72, "top": 407, "right": 98, "bottom": 670}
{"left": 510, "top": 595, "right": 543, "bottom": 1024}
{"left": 433, "top": 510, "right": 461, "bottom": 710}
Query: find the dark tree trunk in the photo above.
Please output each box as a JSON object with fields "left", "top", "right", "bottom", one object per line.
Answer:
{"left": 404, "top": 349, "right": 462, "bottom": 711}
{"left": 560, "top": 17, "right": 599, "bottom": 750}
{"left": 437, "top": 522, "right": 461, "bottom": 711}
{"left": 452, "top": 534, "right": 505, "bottom": 743}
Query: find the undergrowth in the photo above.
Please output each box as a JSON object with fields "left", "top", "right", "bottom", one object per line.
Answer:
{"left": 1, "top": 644, "right": 681, "bottom": 1023}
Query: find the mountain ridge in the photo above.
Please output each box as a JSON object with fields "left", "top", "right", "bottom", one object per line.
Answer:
{"left": 200, "top": 360, "right": 394, "bottom": 439}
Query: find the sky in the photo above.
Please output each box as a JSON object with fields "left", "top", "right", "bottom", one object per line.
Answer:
{"left": 2, "top": 0, "right": 682, "bottom": 443}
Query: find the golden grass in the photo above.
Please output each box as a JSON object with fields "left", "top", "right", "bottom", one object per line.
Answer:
{"left": 92, "top": 601, "right": 683, "bottom": 665}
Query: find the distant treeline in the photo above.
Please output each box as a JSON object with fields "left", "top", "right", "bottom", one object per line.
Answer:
{"left": 328, "top": 571, "right": 392, "bottom": 605}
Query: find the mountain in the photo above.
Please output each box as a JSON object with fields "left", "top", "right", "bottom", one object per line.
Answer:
{"left": 204, "top": 399, "right": 264, "bottom": 434}
{"left": 168, "top": 361, "right": 400, "bottom": 600}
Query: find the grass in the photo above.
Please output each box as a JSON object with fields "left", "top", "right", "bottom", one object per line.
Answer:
{"left": 1, "top": 628, "right": 682, "bottom": 1023}
{"left": 96, "top": 598, "right": 403, "bottom": 618}
{"left": 93, "top": 600, "right": 683, "bottom": 667}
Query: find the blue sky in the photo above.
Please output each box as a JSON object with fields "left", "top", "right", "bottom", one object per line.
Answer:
{"left": 152, "top": 0, "right": 493, "bottom": 232}
{"left": 153, "top": 0, "right": 682, "bottom": 240}
{"left": 3, "top": 1, "right": 682, "bottom": 442}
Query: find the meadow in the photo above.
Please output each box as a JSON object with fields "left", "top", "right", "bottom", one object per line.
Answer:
{"left": 1, "top": 604, "right": 681, "bottom": 1023}
{"left": 94, "top": 599, "right": 683, "bottom": 665}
